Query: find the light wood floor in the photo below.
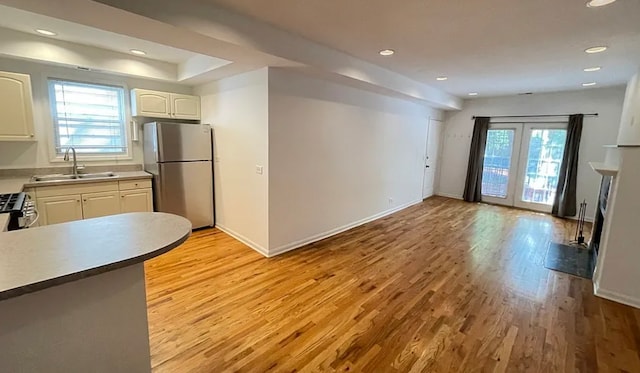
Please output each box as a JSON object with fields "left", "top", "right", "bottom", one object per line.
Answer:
{"left": 144, "top": 197, "right": 640, "bottom": 372}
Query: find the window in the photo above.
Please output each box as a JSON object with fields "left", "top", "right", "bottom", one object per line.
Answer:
{"left": 482, "top": 129, "right": 515, "bottom": 198}
{"left": 49, "top": 79, "right": 128, "bottom": 156}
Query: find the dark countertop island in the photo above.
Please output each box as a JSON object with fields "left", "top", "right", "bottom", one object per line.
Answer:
{"left": 0, "top": 212, "right": 192, "bottom": 373}
{"left": 0, "top": 212, "right": 191, "bottom": 300}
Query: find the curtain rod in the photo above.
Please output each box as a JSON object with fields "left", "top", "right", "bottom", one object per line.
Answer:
{"left": 488, "top": 121, "right": 570, "bottom": 124}
{"left": 471, "top": 113, "right": 598, "bottom": 120}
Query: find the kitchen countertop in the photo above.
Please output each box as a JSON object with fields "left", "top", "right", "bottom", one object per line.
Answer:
{"left": 22, "top": 170, "right": 152, "bottom": 188}
{"left": 0, "top": 212, "right": 191, "bottom": 301}
{"left": 0, "top": 171, "right": 152, "bottom": 231}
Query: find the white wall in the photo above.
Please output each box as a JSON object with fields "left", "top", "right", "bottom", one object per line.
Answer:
{"left": 439, "top": 86, "right": 626, "bottom": 220}
{"left": 267, "top": 68, "right": 442, "bottom": 254}
{"left": 617, "top": 71, "right": 640, "bottom": 146}
{"left": 0, "top": 57, "right": 193, "bottom": 169}
{"left": 195, "top": 68, "right": 270, "bottom": 253}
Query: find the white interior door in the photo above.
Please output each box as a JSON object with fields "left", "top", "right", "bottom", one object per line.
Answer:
{"left": 481, "top": 123, "right": 523, "bottom": 206}
{"left": 481, "top": 122, "right": 568, "bottom": 213}
{"left": 422, "top": 119, "right": 443, "bottom": 199}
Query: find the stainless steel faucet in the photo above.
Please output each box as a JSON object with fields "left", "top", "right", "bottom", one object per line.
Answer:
{"left": 63, "top": 147, "right": 79, "bottom": 177}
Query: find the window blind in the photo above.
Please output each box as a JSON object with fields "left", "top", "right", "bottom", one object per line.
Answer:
{"left": 49, "top": 79, "right": 127, "bottom": 155}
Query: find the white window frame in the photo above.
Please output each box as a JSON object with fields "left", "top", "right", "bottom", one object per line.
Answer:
{"left": 47, "top": 77, "right": 133, "bottom": 162}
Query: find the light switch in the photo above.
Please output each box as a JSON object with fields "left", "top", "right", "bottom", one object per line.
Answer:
{"left": 256, "top": 165, "right": 264, "bottom": 175}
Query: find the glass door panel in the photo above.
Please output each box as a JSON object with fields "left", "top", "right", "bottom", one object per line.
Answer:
{"left": 481, "top": 124, "right": 522, "bottom": 206}
{"left": 515, "top": 124, "right": 567, "bottom": 212}
{"left": 482, "top": 129, "right": 514, "bottom": 198}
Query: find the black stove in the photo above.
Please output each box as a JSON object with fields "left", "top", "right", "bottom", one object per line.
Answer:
{"left": 1, "top": 192, "right": 37, "bottom": 230}
{"left": 0, "top": 193, "right": 26, "bottom": 214}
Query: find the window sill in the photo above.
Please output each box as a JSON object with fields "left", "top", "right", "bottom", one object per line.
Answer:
{"left": 49, "top": 155, "right": 134, "bottom": 163}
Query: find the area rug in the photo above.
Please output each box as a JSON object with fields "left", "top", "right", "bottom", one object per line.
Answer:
{"left": 544, "top": 242, "right": 595, "bottom": 279}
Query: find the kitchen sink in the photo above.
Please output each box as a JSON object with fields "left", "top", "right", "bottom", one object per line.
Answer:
{"left": 78, "top": 172, "right": 116, "bottom": 179}
{"left": 32, "top": 174, "right": 78, "bottom": 182}
{"left": 32, "top": 172, "right": 116, "bottom": 182}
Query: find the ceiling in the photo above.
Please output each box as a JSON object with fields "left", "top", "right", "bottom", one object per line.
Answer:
{"left": 205, "top": 0, "right": 640, "bottom": 97}
{"left": 0, "top": 4, "right": 237, "bottom": 84}
{"left": 0, "top": 4, "right": 200, "bottom": 64}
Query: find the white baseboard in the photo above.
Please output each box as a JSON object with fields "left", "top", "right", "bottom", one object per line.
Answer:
{"left": 436, "top": 192, "right": 463, "bottom": 200}
{"left": 215, "top": 224, "right": 269, "bottom": 257}
{"left": 434, "top": 192, "right": 595, "bottom": 222}
{"left": 593, "top": 280, "right": 640, "bottom": 309}
{"left": 567, "top": 214, "right": 595, "bottom": 223}
{"left": 268, "top": 199, "right": 423, "bottom": 257}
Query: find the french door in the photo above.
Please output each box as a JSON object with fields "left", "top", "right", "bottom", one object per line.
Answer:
{"left": 481, "top": 122, "right": 567, "bottom": 213}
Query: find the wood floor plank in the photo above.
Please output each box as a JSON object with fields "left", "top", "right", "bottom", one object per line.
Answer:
{"left": 145, "top": 197, "right": 640, "bottom": 372}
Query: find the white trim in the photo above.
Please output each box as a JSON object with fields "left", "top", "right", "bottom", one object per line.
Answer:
{"left": 268, "top": 198, "right": 423, "bottom": 257}
{"left": 215, "top": 224, "right": 269, "bottom": 257}
{"left": 593, "top": 280, "right": 640, "bottom": 309}
{"left": 567, "top": 214, "right": 594, "bottom": 223}
{"left": 436, "top": 192, "right": 463, "bottom": 200}
{"left": 432, "top": 193, "right": 593, "bottom": 221}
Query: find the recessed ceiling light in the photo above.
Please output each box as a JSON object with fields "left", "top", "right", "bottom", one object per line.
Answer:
{"left": 379, "top": 49, "right": 395, "bottom": 56}
{"left": 585, "top": 46, "right": 607, "bottom": 54}
{"left": 586, "top": 0, "right": 617, "bottom": 7}
{"left": 436, "top": 76, "right": 448, "bottom": 81}
{"left": 584, "top": 66, "right": 602, "bottom": 72}
{"left": 130, "top": 49, "right": 147, "bottom": 56}
{"left": 582, "top": 82, "right": 597, "bottom": 87}
{"left": 35, "top": 29, "right": 56, "bottom": 36}
{"left": 468, "top": 92, "right": 478, "bottom": 96}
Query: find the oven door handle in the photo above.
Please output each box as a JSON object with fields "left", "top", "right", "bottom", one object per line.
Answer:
{"left": 27, "top": 209, "right": 39, "bottom": 228}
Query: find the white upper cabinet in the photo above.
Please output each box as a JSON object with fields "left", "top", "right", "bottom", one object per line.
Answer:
{"left": 0, "top": 71, "right": 35, "bottom": 141}
{"left": 131, "top": 89, "right": 200, "bottom": 120}
{"left": 171, "top": 93, "right": 201, "bottom": 120}
{"left": 131, "top": 89, "right": 171, "bottom": 118}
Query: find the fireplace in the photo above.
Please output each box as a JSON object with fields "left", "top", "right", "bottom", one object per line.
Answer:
{"left": 588, "top": 175, "right": 612, "bottom": 256}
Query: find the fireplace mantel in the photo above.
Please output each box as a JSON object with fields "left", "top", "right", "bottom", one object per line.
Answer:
{"left": 589, "top": 162, "right": 618, "bottom": 177}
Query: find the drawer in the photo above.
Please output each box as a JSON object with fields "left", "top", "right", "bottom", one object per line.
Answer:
{"left": 119, "top": 179, "right": 152, "bottom": 190}
{"left": 36, "top": 181, "right": 119, "bottom": 198}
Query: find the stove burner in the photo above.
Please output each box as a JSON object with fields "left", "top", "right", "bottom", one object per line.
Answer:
{"left": 0, "top": 193, "right": 26, "bottom": 214}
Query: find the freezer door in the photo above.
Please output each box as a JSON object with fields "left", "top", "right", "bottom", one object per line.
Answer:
{"left": 143, "top": 122, "right": 160, "bottom": 170}
{"left": 155, "top": 161, "right": 214, "bottom": 229}
{"left": 156, "top": 122, "right": 212, "bottom": 162}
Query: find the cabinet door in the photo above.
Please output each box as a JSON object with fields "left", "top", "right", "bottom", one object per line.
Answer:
{"left": 171, "top": 94, "right": 201, "bottom": 120}
{"left": 37, "top": 195, "right": 83, "bottom": 226}
{"left": 0, "top": 71, "right": 35, "bottom": 141}
{"left": 81, "top": 191, "right": 121, "bottom": 219}
{"left": 132, "top": 89, "right": 171, "bottom": 118}
{"left": 120, "top": 189, "right": 153, "bottom": 213}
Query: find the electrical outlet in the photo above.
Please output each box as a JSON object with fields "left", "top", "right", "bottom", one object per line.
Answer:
{"left": 388, "top": 197, "right": 393, "bottom": 205}
{"left": 256, "top": 165, "right": 264, "bottom": 175}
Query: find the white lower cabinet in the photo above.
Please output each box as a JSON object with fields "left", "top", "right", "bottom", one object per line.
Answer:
{"left": 33, "top": 179, "right": 153, "bottom": 226}
{"left": 82, "top": 191, "right": 121, "bottom": 219}
{"left": 37, "top": 195, "right": 83, "bottom": 226}
{"left": 120, "top": 189, "right": 153, "bottom": 213}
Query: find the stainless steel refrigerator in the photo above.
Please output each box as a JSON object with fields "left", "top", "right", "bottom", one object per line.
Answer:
{"left": 143, "top": 122, "right": 214, "bottom": 229}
